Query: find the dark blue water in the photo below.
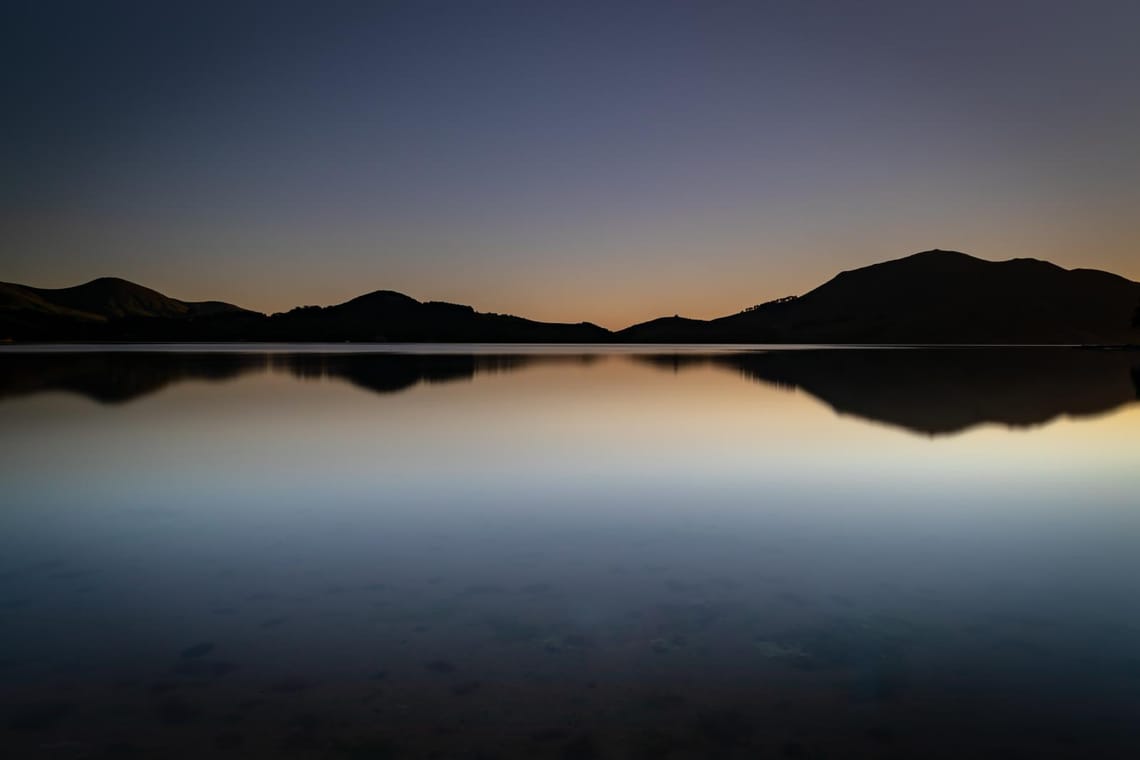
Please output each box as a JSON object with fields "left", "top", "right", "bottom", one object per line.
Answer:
{"left": 1, "top": 346, "right": 1139, "bottom": 758}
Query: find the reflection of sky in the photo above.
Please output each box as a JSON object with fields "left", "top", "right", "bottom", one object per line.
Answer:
{"left": 1, "top": 353, "right": 1138, "bottom": 698}
{"left": 2, "top": 353, "right": 1137, "bottom": 522}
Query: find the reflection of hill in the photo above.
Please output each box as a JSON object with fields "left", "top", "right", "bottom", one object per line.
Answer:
{"left": 274, "top": 354, "right": 532, "bottom": 395}
{"left": 710, "top": 348, "right": 1140, "bottom": 435}
{"left": 5, "top": 349, "right": 1136, "bottom": 435}
{"left": 0, "top": 352, "right": 599, "bottom": 404}
{"left": 0, "top": 353, "right": 268, "bottom": 404}
{"left": 630, "top": 354, "right": 718, "bottom": 373}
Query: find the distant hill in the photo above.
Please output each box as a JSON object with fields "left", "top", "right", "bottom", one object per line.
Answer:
{"left": 620, "top": 250, "right": 1140, "bottom": 344}
{"left": 261, "top": 290, "right": 610, "bottom": 342}
{"left": 0, "top": 277, "right": 258, "bottom": 340}
{"left": 0, "top": 278, "right": 609, "bottom": 342}
{"left": 0, "top": 277, "right": 252, "bottom": 321}
{"left": 3, "top": 251, "right": 1139, "bottom": 343}
{"left": 617, "top": 315, "right": 714, "bottom": 343}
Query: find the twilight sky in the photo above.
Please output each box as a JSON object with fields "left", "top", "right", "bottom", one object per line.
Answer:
{"left": 4, "top": 0, "right": 1140, "bottom": 328}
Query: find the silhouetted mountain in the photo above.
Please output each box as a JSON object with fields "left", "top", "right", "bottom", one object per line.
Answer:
{"left": 0, "top": 278, "right": 609, "bottom": 342}
{"left": 708, "top": 347, "right": 1140, "bottom": 435}
{"left": 0, "top": 277, "right": 259, "bottom": 341}
{"left": 4, "top": 251, "right": 1139, "bottom": 343}
{"left": 261, "top": 290, "right": 610, "bottom": 342}
{"left": 617, "top": 316, "right": 714, "bottom": 343}
{"left": 620, "top": 250, "right": 1140, "bottom": 344}
{"left": 0, "top": 277, "right": 252, "bottom": 321}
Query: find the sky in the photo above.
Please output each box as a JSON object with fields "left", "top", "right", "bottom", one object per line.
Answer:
{"left": 3, "top": 0, "right": 1140, "bottom": 329}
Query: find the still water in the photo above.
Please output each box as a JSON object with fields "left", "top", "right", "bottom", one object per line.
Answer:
{"left": 1, "top": 345, "right": 1139, "bottom": 758}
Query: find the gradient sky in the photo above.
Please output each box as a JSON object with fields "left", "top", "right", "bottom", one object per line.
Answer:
{"left": 4, "top": 0, "right": 1140, "bottom": 328}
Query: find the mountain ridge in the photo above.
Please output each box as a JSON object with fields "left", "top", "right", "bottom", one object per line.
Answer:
{"left": 0, "top": 276, "right": 255, "bottom": 322}
{"left": 3, "top": 250, "right": 1139, "bottom": 344}
{"left": 624, "top": 249, "right": 1140, "bottom": 344}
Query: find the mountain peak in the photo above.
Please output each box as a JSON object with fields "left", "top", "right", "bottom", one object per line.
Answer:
{"left": 4, "top": 251, "right": 1139, "bottom": 344}
{"left": 761, "top": 250, "right": 1140, "bottom": 343}
{"left": 0, "top": 277, "right": 250, "bottom": 324}
{"left": 80, "top": 276, "right": 147, "bottom": 288}
{"left": 910, "top": 248, "right": 972, "bottom": 258}
{"left": 340, "top": 289, "right": 422, "bottom": 311}
{"left": 872, "top": 249, "right": 981, "bottom": 268}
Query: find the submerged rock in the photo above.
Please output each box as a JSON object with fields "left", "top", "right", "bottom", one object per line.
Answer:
{"left": 173, "top": 659, "right": 238, "bottom": 678}
{"left": 179, "top": 642, "right": 215, "bottom": 659}
{"left": 694, "top": 710, "right": 754, "bottom": 749}
{"left": 642, "top": 692, "right": 688, "bottom": 711}
{"left": 7, "top": 700, "right": 75, "bottom": 732}
{"left": 452, "top": 680, "right": 481, "bottom": 696}
{"left": 214, "top": 731, "right": 245, "bottom": 749}
{"left": 487, "top": 617, "right": 542, "bottom": 643}
{"left": 561, "top": 733, "right": 601, "bottom": 759}
{"left": 156, "top": 696, "right": 201, "bottom": 724}
{"left": 753, "top": 639, "right": 808, "bottom": 660}
{"left": 424, "top": 659, "right": 457, "bottom": 674}
{"left": 268, "top": 677, "right": 313, "bottom": 693}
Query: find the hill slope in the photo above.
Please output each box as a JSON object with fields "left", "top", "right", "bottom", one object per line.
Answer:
{"left": 0, "top": 277, "right": 258, "bottom": 340}
{"left": 263, "top": 290, "right": 611, "bottom": 342}
{"left": 0, "top": 277, "right": 252, "bottom": 321}
{"left": 621, "top": 250, "right": 1140, "bottom": 344}
{"left": 4, "top": 250, "right": 1139, "bottom": 343}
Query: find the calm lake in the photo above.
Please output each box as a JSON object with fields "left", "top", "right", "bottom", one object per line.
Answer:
{"left": 1, "top": 345, "right": 1139, "bottom": 759}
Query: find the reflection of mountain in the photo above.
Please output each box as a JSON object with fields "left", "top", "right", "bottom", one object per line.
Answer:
{"left": 0, "top": 352, "right": 599, "bottom": 404}
{"left": 0, "top": 353, "right": 269, "bottom": 404}
{"left": 706, "top": 348, "right": 1140, "bottom": 435}
{"left": 4, "top": 349, "right": 1137, "bottom": 436}
{"left": 274, "top": 354, "right": 534, "bottom": 395}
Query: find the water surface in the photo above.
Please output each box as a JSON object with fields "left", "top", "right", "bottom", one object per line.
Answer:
{"left": 1, "top": 345, "right": 1139, "bottom": 758}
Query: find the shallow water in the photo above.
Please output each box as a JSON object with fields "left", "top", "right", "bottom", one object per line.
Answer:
{"left": 1, "top": 345, "right": 1139, "bottom": 758}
